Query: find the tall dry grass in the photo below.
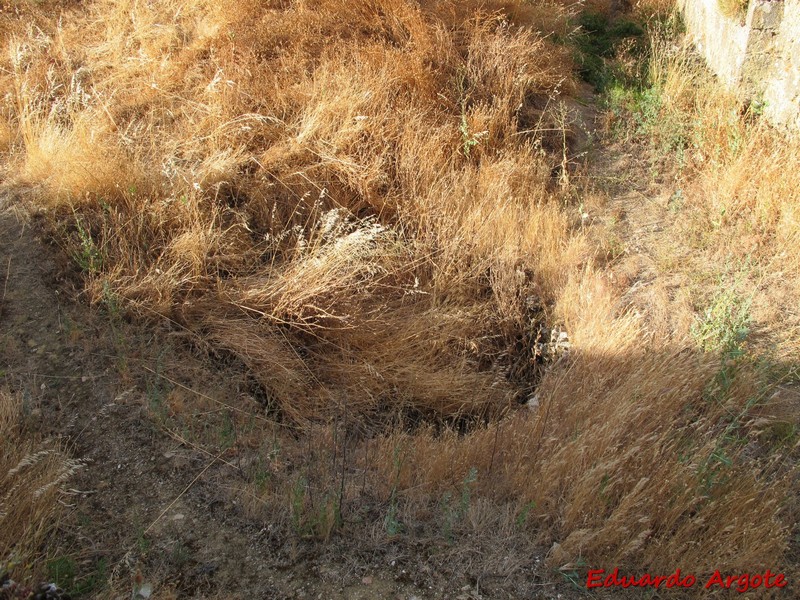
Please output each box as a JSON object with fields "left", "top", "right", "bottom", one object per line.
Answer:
{"left": 1, "top": 0, "right": 797, "bottom": 586}
{"left": 361, "top": 272, "right": 795, "bottom": 572}
{"left": 2, "top": 0, "right": 582, "bottom": 422}
{"left": 641, "top": 19, "right": 800, "bottom": 360}
{"left": 1, "top": 389, "right": 83, "bottom": 584}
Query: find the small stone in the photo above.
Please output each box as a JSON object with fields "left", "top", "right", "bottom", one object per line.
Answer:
{"left": 172, "top": 513, "right": 185, "bottom": 521}
{"left": 134, "top": 583, "right": 152, "bottom": 599}
{"left": 362, "top": 576, "right": 373, "bottom": 585}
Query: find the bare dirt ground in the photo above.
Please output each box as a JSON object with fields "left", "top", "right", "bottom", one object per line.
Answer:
{"left": 584, "top": 140, "right": 696, "bottom": 341}
{"left": 1, "top": 204, "right": 276, "bottom": 598}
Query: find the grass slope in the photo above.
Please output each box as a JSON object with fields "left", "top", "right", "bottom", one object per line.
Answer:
{"left": 0, "top": 0, "right": 797, "bottom": 595}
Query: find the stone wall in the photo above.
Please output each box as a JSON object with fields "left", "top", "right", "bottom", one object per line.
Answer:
{"left": 679, "top": 0, "right": 750, "bottom": 86}
{"left": 763, "top": 1, "right": 800, "bottom": 129}
{"left": 680, "top": 0, "right": 800, "bottom": 131}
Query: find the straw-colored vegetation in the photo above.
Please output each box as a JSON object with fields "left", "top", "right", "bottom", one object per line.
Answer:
{"left": 717, "top": 0, "right": 750, "bottom": 21}
{"left": 1, "top": 0, "right": 797, "bottom": 594}
{"left": 1, "top": 389, "right": 82, "bottom": 589}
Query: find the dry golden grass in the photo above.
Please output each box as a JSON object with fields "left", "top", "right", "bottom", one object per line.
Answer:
{"left": 1, "top": 389, "right": 82, "bottom": 584}
{"left": 717, "top": 0, "right": 749, "bottom": 21}
{"left": 1, "top": 0, "right": 797, "bottom": 587}
{"left": 643, "top": 23, "right": 800, "bottom": 357}
{"left": 362, "top": 273, "right": 795, "bottom": 571}
{"left": 2, "top": 0, "right": 581, "bottom": 422}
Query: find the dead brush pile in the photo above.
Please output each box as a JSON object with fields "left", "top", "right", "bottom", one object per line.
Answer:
{"left": 1, "top": 0, "right": 797, "bottom": 583}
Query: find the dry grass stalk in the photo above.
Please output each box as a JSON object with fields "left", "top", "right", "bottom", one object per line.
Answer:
{"left": 1, "top": 389, "right": 83, "bottom": 582}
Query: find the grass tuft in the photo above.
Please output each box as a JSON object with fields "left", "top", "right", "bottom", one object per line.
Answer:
{"left": 1, "top": 389, "right": 83, "bottom": 589}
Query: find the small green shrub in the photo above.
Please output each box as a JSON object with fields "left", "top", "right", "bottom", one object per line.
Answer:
{"left": 573, "top": 12, "right": 644, "bottom": 91}
{"left": 439, "top": 467, "right": 478, "bottom": 543}
{"left": 73, "top": 216, "right": 103, "bottom": 274}
{"left": 384, "top": 491, "right": 403, "bottom": 536}
{"left": 692, "top": 288, "right": 751, "bottom": 356}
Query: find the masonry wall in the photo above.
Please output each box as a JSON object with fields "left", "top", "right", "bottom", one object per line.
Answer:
{"left": 680, "top": 0, "right": 800, "bottom": 131}
{"left": 679, "top": 0, "right": 750, "bottom": 86}
{"left": 763, "top": 1, "right": 800, "bottom": 129}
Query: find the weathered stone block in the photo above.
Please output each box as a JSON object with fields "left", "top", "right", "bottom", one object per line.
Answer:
{"left": 748, "top": 0, "right": 785, "bottom": 31}
{"left": 682, "top": 0, "right": 800, "bottom": 132}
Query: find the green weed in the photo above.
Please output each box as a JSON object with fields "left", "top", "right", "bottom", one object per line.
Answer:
{"left": 459, "top": 112, "right": 486, "bottom": 157}
{"left": 692, "top": 287, "right": 751, "bottom": 357}
{"left": 101, "top": 280, "right": 121, "bottom": 318}
{"left": 169, "top": 541, "right": 190, "bottom": 569}
{"left": 47, "top": 555, "right": 105, "bottom": 596}
{"left": 290, "top": 476, "right": 307, "bottom": 534}
{"left": 145, "top": 358, "right": 170, "bottom": 424}
{"left": 454, "top": 70, "right": 486, "bottom": 158}
{"left": 440, "top": 467, "right": 478, "bottom": 543}
{"left": 72, "top": 215, "right": 103, "bottom": 274}
{"left": 46, "top": 556, "right": 76, "bottom": 591}
{"left": 573, "top": 12, "right": 644, "bottom": 92}
{"left": 384, "top": 443, "right": 406, "bottom": 537}
{"left": 251, "top": 456, "right": 271, "bottom": 494}
{"left": 384, "top": 491, "right": 403, "bottom": 536}
{"left": 135, "top": 519, "right": 151, "bottom": 555}
{"left": 762, "top": 421, "right": 798, "bottom": 450}
{"left": 218, "top": 411, "right": 235, "bottom": 450}
{"left": 557, "top": 556, "right": 588, "bottom": 591}
{"left": 515, "top": 500, "right": 536, "bottom": 528}
{"left": 289, "top": 476, "right": 341, "bottom": 540}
